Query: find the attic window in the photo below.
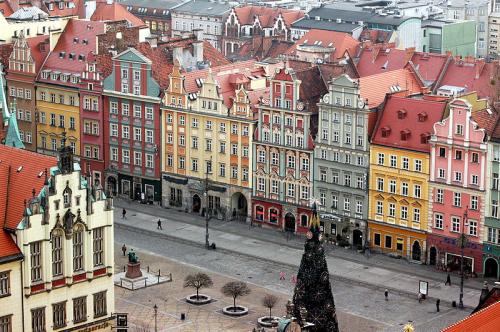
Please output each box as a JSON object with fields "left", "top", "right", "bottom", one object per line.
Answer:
{"left": 381, "top": 126, "right": 391, "bottom": 137}
{"left": 381, "top": 60, "right": 388, "bottom": 69}
{"left": 69, "top": 53, "right": 75, "bottom": 60}
{"left": 82, "top": 39, "right": 88, "bottom": 45}
{"left": 400, "top": 129, "right": 411, "bottom": 141}
{"left": 73, "top": 37, "right": 79, "bottom": 44}
{"left": 418, "top": 112, "right": 427, "bottom": 122}
{"left": 195, "top": 78, "right": 204, "bottom": 88}
{"left": 78, "top": 54, "right": 85, "bottom": 61}
{"left": 59, "top": 51, "right": 66, "bottom": 58}
{"left": 397, "top": 109, "right": 407, "bottom": 119}
{"left": 420, "top": 133, "right": 430, "bottom": 144}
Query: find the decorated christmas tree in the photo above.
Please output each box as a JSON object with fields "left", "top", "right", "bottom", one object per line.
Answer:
{"left": 292, "top": 203, "right": 339, "bottom": 332}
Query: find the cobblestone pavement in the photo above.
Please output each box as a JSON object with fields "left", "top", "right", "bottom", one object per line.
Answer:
{"left": 114, "top": 199, "right": 489, "bottom": 291}
{"left": 115, "top": 227, "right": 469, "bottom": 332}
{"left": 113, "top": 199, "right": 483, "bottom": 309}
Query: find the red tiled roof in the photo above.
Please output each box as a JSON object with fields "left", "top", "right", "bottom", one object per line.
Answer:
{"left": 359, "top": 67, "right": 425, "bottom": 108}
{"left": 26, "top": 35, "right": 50, "bottom": 73}
{"left": 371, "top": 94, "right": 447, "bottom": 153}
{"left": 0, "top": 145, "right": 56, "bottom": 231}
{"left": 183, "top": 60, "right": 266, "bottom": 108}
{"left": 287, "top": 29, "right": 360, "bottom": 61}
{"left": 356, "top": 44, "right": 414, "bottom": 77}
{"left": 471, "top": 108, "right": 499, "bottom": 136}
{"left": 435, "top": 57, "right": 499, "bottom": 100}
{"left": 91, "top": 2, "right": 145, "bottom": 27}
{"left": 0, "top": 0, "right": 14, "bottom": 16}
{"left": 202, "top": 40, "right": 230, "bottom": 67}
{"left": 265, "top": 40, "right": 294, "bottom": 59}
{"left": 359, "top": 29, "right": 393, "bottom": 44}
{"left": 295, "top": 66, "right": 327, "bottom": 109}
{"left": 38, "top": 19, "right": 106, "bottom": 88}
{"left": 45, "top": 0, "right": 83, "bottom": 17}
{"left": 411, "top": 52, "right": 450, "bottom": 84}
{"left": 0, "top": 229, "right": 20, "bottom": 260}
{"left": 0, "top": 43, "right": 12, "bottom": 68}
{"left": 442, "top": 301, "right": 500, "bottom": 332}
{"left": 234, "top": 5, "right": 304, "bottom": 28}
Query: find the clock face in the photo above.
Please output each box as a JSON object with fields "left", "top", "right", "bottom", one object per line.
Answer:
{"left": 297, "top": 102, "right": 304, "bottom": 111}
{"left": 358, "top": 99, "right": 366, "bottom": 109}
{"left": 262, "top": 98, "right": 269, "bottom": 106}
{"left": 323, "top": 94, "right": 330, "bottom": 104}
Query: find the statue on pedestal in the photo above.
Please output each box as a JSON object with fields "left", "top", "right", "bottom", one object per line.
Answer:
{"left": 125, "top": 249, "right": 143, "bottom": 279}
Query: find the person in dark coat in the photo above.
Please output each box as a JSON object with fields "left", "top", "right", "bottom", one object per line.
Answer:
{"left": 121, "top": 244, "right": 127, "bottom": 256}
{"left": 384, "top": 289, "right": 389, "bottom": 301}
{"left": 122, "top": 208, "right": 127, "bottom": 219}
{"left": 445, "top": 273, "right": 451, "bottom": 286}
{"left": 157, "top": 218, "right": 162, "bottom": 230}
{"left": 436, "top": 299, "right": 440, "bottom": 312}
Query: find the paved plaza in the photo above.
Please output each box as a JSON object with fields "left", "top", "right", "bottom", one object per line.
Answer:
{"left": 115, "top": 226, "right": 470, "bottom": 331}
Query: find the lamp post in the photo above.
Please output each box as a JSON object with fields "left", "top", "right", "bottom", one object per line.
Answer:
{"left": 153, "top": 304, "right": 158, "bottom": 332}
{"left": 204, "top": 158, "right": 212, "bottom": 249}
{"left": 458, "top": 207, "right": 468, "bottom": 309}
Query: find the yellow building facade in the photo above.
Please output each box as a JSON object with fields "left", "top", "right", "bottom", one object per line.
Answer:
{"left": 161, "top": 62, "right": 260, "bottom": 221}
{"left": 368, "top": 145, "right": 429, "bottom": 261}
{"left": 36, "top": 83, "right": 80, "bottom": 156}
{"left": 0, "top": 260, "right": 23, "bottom": 331}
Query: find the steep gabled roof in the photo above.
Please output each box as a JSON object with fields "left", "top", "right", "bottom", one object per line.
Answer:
{"left": 26, "top": 35, "right": 50, "bottom": 73}
{"left": 356, "top": 44, "right": 414, "bottom": 77}
{"left": 0, "top": 145, "right": 56, "bottom": 231}
{"left": 91, "top": 2, "right": 145, "bottom": 27}
{"left": 442, "top": 301, "right": 500, "bottom": 332}
{"left": 233, "top": 5, "right": 304, "bottom": 28}
{"left": 471, "top": 108, "right": 499, "bottom": 137}
{"left": 358, "top": 67, "right": 425, "bottom": 108}
{"left": 287, "top": 29, "right": 359, "bottom": 61}
{"left": 38, "top": 19, "right": 106, "bottom": 88}
{"left": 371, "top": 95, "right": 448, "bottom": 153}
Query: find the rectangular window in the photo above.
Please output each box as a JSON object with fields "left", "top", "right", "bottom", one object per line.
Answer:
{"left": 455, "top": 150, "right": 462, "bottom": 160}
{"left": 73, "top": 297, "right": 87, "bottom": 323}
{"left": 134, "top": 105, "right": 141, "bottom": 118}
{"left": 435, "top": 213, "right": 443, "bottom": 229}
{"left": 413, "top": 208, "right": 420, "bottom": 223}
{"left": 374, "top": 233, "right": 381, "bottom": 246}
{"left": 343, "top": 197, "right": 350, "bottom": 211}
{"left": 258, "top": 178, "right": 265, "bottom": 191}
{"left": 30, "top": 242, "right": 42, "bottom": 282}
{"left": 52, "top": 302, "right": 66, "bottom": 329}
{"left": 414, "top": 159, "right": 422, "bottom": 172}
{"left": 385, "top": 235, "right": 392, "bottom": 249}
{"left": 468, "top": 220, "right": 477, "bottom": 236}
{"left": 145, "top": 107, "right": 153, "bottom": 120}
{"left": 31, "top": 308, "right": 45, "bottom": 332}
{"left": 487, "top": 227, "right": 498, "bottom": 243}
{"left": 436, "top": 189, "right": 444, "bottom": 203}
{"left": 471, "top": 196, "right": 478, "bottom": 210}
{"left": 401, "top": 206, "right": 408, "bottom": 220}
{"left": 389, "top": 180, "right": 396, "bottom": 193}
{"left": 390, "top": 155, "right": 397, "bottom": 168}
{"left": 376, "top": 201, "right": 383, "bottom": 215}
{"left": 453, "top": 192, "right": 461, "bottom": 207}
{"left": 451, "top": 217, "right": 460, "bottom": 232}
{"left": 0, "top": 271, "right": 9, "bottom": 296}
{"left": 389, "top": 203, "right": 395, "bottom": 217}
{"left": 52, "top": 234, "right": 63, "bottom": 277}
{"left": 402, "top": 157, "right": 409, "bottom": 170}
{"left": 287, "top": 183, "right": 295, "bottom": 197}
{"left": 377, "top": 153, "right": 384, "bottom": 165}
{"left": 134, "top": 151, "right": 142, "bottom": 166}
{"left": 146, "top": 154, "right": 154, "bottom": 169}
{"left": 122, "top": 103, "right": 129, "bottom": 116}
{"left": 93, "top": 292, "right": 107, "bottom": 318}
{"left": 122, "top": 149, "right": 130, "bottom": 164}
{"left": 414, "top": 185, "right": 421, "bottom": 198}
{"left": 438, "top": 168, "right": 446, "bottom": 179}
{"left": 219, "top": 163, "right": 225, "bottom": 177}
{"left": 110, "top": 102, "right": 118, "bottom": 114}
{"left": 122, "top": 126, "right": 129, "bottom": 139}
{"left": 111, "top": 147, "right": 118, "bottom": 162}
{"left": 93, "top": 228, "right": 104, "bottom": 266}
{"left": 146, "top": 130, "right": 154, "bottom": 143}
{"left": 471, "top": 174, "right": 478, "bottom": 185}
{"left": 179, "top": 157, "right": 185, "bottom": 169}
{"left": 0, "top": 315, "right": 11, "bottom": 332}
{"left": 356, "top": 200, "right": 362, "bottom": 214}
{"left": 401, "top": 182, "right": 409, "bottom": 196}
{"left": 73, "top": 229, "right": 84, "bottom": 271}
{"left": 454, "top": 172, "right": 462, "bottom": 182}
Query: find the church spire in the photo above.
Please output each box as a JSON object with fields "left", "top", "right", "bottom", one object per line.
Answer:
{"left": 0, "top": 64, "right": 25, "bottom": 149}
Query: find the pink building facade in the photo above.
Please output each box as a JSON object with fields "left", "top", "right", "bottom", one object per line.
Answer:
{"left": 428, "top": 99, "right": 487, "bottom": 274}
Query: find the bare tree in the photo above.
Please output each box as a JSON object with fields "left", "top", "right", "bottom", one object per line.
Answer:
{"left": 262, "top": 294, "right": 278, "bottom": 319}
{"left": 183, "top": 273, "right": 213, "bottom": 299}
{"left": 221, "top": 281, "right": 251, "bottom": 310}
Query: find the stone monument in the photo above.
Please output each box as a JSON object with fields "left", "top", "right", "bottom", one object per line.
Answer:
{"left": 125, "top": 249, "right": 143, "bottom": 279}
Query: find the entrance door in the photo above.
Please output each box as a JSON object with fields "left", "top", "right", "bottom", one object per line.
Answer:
{"left": 284, "top": 213, "right": 295, "bottom": 233}
{"left": 352, "top": 229, "right": 363, "bottom": 248}
{"left": 429, "top": 247, "right": 437, "bottom": 265}
{"left": 134, "top": 183, "right": 142, "bottom": 200}
{"left": 484, "top": 258, "right": 499, "bottom": 279}
{"left": 145, "top": 185, "right": 155, "bottom": 203}
{"left": 192, "top": 194, "right": 201, "bottom": 213}
{"left": 107, "top": 177, "right": 117, "bottom": 196}
{"left": 412, "top": 241, "right": 422, "bottom": 261}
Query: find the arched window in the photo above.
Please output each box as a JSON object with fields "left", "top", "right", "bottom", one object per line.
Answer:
{"left": 73, "top": 225, "right": 84, "bottom": 272}
{"left": 255, "top": 206, "right": 264, "bottom": 221}
{"left": 52, "top": 229, "right": 64, "bottom": 277}
{"left": 63, "top": 185, "right": 72, "bottom": 208}
{"left": 300, "top": 214, "right": 308, "bottom": 227}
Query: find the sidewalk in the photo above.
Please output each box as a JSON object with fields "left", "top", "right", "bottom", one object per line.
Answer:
{"left": 114, "top": 199, "right": 483, "bottom": 308}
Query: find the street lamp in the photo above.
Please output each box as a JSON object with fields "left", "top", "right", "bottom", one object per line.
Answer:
{"left": 458, "top": 207, "right": 469, "bottom": 309}
{"left": 204, "top": 158, "right": 212, "bottom": 249}
{"left": 153, "top": 304, "right": 158, "bottom": 332}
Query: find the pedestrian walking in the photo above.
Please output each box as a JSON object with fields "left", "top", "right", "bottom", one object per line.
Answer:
{"left": 291, "top": 275, "right": 297, "bottom": 284}
{"left": 436, "top": 299, "right": 440, "bottom": 312}
{"left": 445, "top": 273, "right": 451, "bottom": 286}
{"left": 122, "top": 208, "right": 127, "bottom": 219}
{"left": 384, "top": 289, "right": 389, "bottom": 301}
{"left": 279, "top": 271, "right": 286, "bottom": 280}
{"left": 157, "top": 218, "right": 162, "bottom": 230}
{"left": 121, "top": 244, "right": 127, "bottom": 256}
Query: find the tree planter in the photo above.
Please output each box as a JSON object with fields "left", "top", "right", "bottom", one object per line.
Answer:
{"left": 257, "top": 316, "right": 280, "bottom": 327}
{"left": 186, "top": 294, "right": 212, "bottom": 305}
{"left": 222, "top": 305, "right": 248, "bottom": 316}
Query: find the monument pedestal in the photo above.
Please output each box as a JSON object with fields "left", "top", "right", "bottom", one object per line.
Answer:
{"left": 125, "top": 262, "right": 143, "bottom": 279}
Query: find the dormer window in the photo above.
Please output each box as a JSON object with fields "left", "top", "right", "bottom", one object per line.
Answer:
{"left": 71, "top": 75, "right": 79, "bottom": 84}
{"left": 381, "top": 126, "right": 391, "bottom": 137}
{"left": 82, "top": 39, "right": 88, "bottom": 45}
{"left": 41, "top": 71, "right": 49, "bottom": 79}
{"left": 78, "top": 54, "right": 85, "bottom": 61}
{"left": 58, "top": 1, "right": 64, "bottom": 9}
{"left": 73, "top": 37, "right": 79, "bottom": 44}
{"left": 51, "top": 72, "right": 59, "bottom": 80}
{"left": 420, "top": 132, "right": 430, "bottom": 144}
{"left": 69, "top": 53, "right": 75, "bottom": 60}
{"left": 397, "top": 110, "right": 407, "bottom": 119}
{"left": 418, "top": 112, "right": 427, "bottom": 122}
{"left": 60, "top": 74, "right": 68, "bottom": 82}
{"left": 59, "top": 52, "right": 66, "bottom": 58}
{"left": 400, "top": 129, "right": 411, "bottom": 141}
{"left": 88, "top": 64, "right": 95, "bottom": 72}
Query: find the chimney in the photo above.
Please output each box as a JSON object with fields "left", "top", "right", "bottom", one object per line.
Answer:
{"left": 146, "top": 35, "right": 158, "bottom": 48}
{"left": 262, "top": 36, "right": 273, "bottom": 56}
{"left": 193, "top": 41, "right": 204, "bottom": 63}
{"left": 193, "top": 28, "right": 204, "bottom": 41}
{"left": 475, "top": 59, "right": 486, "bottom": 79}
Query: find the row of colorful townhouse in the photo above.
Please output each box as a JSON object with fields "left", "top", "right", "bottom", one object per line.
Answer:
{"left": 1, "top": 20, "right": 500, "bottom": 279}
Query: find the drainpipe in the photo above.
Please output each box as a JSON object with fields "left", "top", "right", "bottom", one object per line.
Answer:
{"left": 20, "top": 258, "right": 25, "bottom": 332}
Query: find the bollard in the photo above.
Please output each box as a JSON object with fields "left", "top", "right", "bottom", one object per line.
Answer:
{"left": 147, "top": 266, "right": 150, "bottom": 273}
{"left": 169, "top": 272, "right": 172, "bottom": 282}
{"left": 145, "top": 279, "right": 147, "bottom": 288}
{"left": 123, "top": 266, "right": 126, "bottom": 272}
